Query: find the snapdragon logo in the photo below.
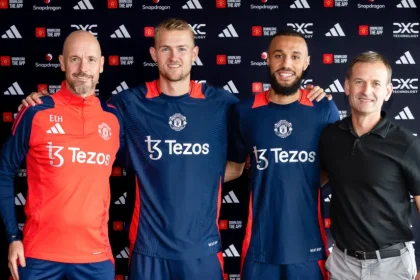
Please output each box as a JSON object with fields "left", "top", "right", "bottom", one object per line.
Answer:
{"left": 145, "top": 136, "right": 210, "bottom": 160}
{"left": 142, "top": 2, "right": 170, "bottom": 10}
{"left": 253, "top": 146, "right": 316, "bottom": 170}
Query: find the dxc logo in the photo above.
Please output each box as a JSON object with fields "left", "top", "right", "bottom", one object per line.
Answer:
{"left": 189, "top": 24, "right": 206, "bottom": 35}
{"left": 287, "top": 23, "right": 313, "bottom": 35}
{"left": 392, "top": 79, "right": 418, "bottom": 89}
{"left": 70, "top": 24, "right": 98, "bottom": 37}
{"left": 393, "top": 23, "right": 419, "bottom": 34}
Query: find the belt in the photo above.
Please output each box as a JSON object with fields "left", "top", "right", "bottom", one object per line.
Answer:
{"left": 336, "top": 242, "right": 406, "bottom": 260}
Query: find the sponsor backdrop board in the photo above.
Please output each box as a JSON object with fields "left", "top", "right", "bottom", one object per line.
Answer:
{"left": 1, "top": 0, "right": 420, "bottom": 279}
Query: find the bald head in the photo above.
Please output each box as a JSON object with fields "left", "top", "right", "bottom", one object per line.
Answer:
{"left": 59, "top": 30, "right": 104, "bottom": 97}
{"left": 62, "top": 31, "right": 101, "bottom": 57}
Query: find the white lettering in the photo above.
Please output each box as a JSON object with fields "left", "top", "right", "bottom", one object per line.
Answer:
{"left": 183, "top": 143, "right": 192, "bottom": 155}
{"left": 192, "top": 143, "right": 202, "bottom": 154}
{"left": 87, "top": 151, "right": 97, "bottom": 164}
{"left": 47, "top": 142, "right": 64, "bottom": 167}
{"left": 173, "top": 143, "right": 183, "bottom": 155}
{"left": 145, "top": 136, "right": 162, "bottom": 160}
{"left": 49, "top": 115, "right": 63, "bottom": 122}
{"left": 48, "top": 144, "right": 110, "bottom": 166}
{"left": 253, "top": 146, "right": 268, "bottom": 170}
{"left": 255, "top": 146, "right": 316, "bottom": 168}
{"left": 202, "top": 144, "right": 209, "bottom": 154}
{"left": 289, "top": 151, "right": 299, "bottom": 162}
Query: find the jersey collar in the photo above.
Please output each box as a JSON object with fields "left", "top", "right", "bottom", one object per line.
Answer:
{"left": 56, "top": 81, "right": 99, "bottom": 106}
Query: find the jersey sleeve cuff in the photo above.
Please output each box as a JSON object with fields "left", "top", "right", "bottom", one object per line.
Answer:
{"left": 8, "top": 232, "right": 22, "bottom": 244}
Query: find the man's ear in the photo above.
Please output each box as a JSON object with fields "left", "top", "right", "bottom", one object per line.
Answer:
{"left": 150, "top": 47, "right": 157, "bottom": 62}
{"left": 59, "top": 55, "right": 65, "bottom": 72}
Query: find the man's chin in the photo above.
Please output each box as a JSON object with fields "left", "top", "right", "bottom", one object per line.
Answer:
{"left": 70, "top": 82, "right": 94, "bottom": 95}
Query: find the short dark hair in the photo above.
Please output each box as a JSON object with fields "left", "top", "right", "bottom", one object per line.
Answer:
{"left": 346, "top": 51, "right": 392, "bottom": 83}
{"left": 269, "top": 30, "right": 306, "bottom": 46}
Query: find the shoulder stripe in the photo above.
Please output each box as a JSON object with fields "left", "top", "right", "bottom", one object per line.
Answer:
{"left": 299, "top": 89, "right": 314, "bottom": 107}
{"left": 190, "top": 81, "right": 205, "bottom": 99}
{"left": 252, "top": 91, "right": 269, "bottom": 108}
{"left": 106, "top": 103, "right": 117, "bottom": 110}
{"left": 145, "top": 80, "right": 160, "bottom": 99}
{"left": 12, "top": 106, "right": 31, "bottom": 136}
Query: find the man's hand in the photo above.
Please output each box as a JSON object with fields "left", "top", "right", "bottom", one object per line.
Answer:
{"left": 305, "top": 84, "right": 332, "bottom": 102}
{"left": 8, "top": 241, "right": 25, "bottom": 280}
{"left": 415, "top": 271, "right": 420, "bottom": 280}
{"left": 17, "top": 90, "right": 49, "bottom": 111}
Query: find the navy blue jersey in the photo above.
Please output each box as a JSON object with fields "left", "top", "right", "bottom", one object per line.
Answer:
{"left": 228, "top": 90, "right": 340, "bottom": 265}
{"left": 108, "top": 80, "right": 238, "bottom": 260}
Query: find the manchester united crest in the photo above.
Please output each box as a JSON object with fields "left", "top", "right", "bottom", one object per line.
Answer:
{"left": 274, "top": 120, "right": 292, "bottom": 138}
{"left": 169, "top": 113, "right": 187, "bottom": 131}
{"left": 98, "top": 123, "right": 112, "bottom": 141}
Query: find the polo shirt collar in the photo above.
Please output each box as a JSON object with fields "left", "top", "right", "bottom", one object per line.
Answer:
{"left": 339, "top": 111, "right": 391, "bottom": 138}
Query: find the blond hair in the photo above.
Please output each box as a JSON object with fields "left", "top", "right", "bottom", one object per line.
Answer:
{"left": 154, "top": 18, "right": 195, "bottom": 46}
{"left": 346, "top": 51, "right": 392, "bottom": 83}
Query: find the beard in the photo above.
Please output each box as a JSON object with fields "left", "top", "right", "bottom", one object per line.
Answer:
{"left": 68, "top": 72, "right": 96, "bottom": 95}
{"left": 270, "top": 68, "right": 303, "bottom": 96}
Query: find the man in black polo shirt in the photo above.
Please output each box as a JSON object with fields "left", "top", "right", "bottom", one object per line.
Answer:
{"left": 319, "top": 51, "right": 420, "bottom": 280}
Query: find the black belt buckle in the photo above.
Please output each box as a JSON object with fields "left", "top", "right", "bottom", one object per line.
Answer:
{"left": 355, "top": 250, "right": 366, "bottom": 260}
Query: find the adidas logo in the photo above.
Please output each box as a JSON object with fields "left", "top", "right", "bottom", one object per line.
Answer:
{"left": 1, "top": 25, "right": 22, "bottom": 39}
{"left": 218, "top": 24, "right": 238, "bottom": 38}
{"left": 223, "top": 81, "right": 239, "bottom": 94}
{"left": 395, "top": 106, "right": 415, "bottom": 120}
{"left": 4, "top": 82, "right": 24, "bottom": 95}
{"left": 73, "top": 0, "right": 94, "bottom": 9}
{"left": 15, "top": 193, "right": 26, "bottom": 206}
{"left": 222, "top": 244, "right": 240, "bottom": 257}
{"left": 112, "top": 81, "right": 129, "bottom": 94}
{"left": 47, "top": 123, "right": 65, "bottom": 134}
{"left": 396, "top": 51, "right": 416, "bottom": 64}
{"left": 397, "top": 0, "right": 417, "bottom": 8}
{"left": 116, "top": 247, "right": 129, "bottom": 258}
{"left": 182, "top": 0, "right": 203, "bottom": 9}
{"left": 115, "top": 192, "right": 127, "bottom": 204}
{"left": 110, "top": 25, "right": 131, "bottom": 38}
{"left": 290, "top": 0, "right": 310, "bottom": 8}
{"left": 325, "top": 23, "right": 345, "bottom": 37}
{"left": 325, "top": 79, "right": 344, "bottom": 93}
{"left": 324, "top": 194, "right": 331, "bottom": 202}
{"left": 223, "top": 190, "right": 239, "bottom": 203}
{"left": 192, "top": 56, "right": 203, "bottom": 66}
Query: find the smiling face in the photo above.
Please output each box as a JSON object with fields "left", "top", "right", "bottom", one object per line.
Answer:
{"left": 149, "top": 28, "right": 198, "bottom": 83}
{"left": 59, "top": 31, "right": 104, "bottom": 96}
{"left": 345, "top": 61, "right": 392, "bottom": 116}
{"left": 267, "top": 35, "right": 310, "bottom": 96}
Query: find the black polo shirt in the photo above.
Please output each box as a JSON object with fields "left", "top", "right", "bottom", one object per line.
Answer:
{"left": 319, "top": 112, "right": 420, "bottom": 252}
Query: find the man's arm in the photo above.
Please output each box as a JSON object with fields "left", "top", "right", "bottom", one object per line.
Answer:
{"left": 320, "top": 170, "right": 329, "bottom": 187}
{"left": 401, "top": 138, "right": 420, "bottom": 279}
{"left": 225, "top": 103, "right": 248, "bottom": 183}
{"left": 412, "top": 196, "right": 420, "bottom": 280}
{"left": 0, "top": 106, "right": 36, "bottom": 278}
{"left": 224, "top": 161, "right": 245, "bottom": 183}
{"left": 18, "top": 90, "right": 48, "bottom": 110}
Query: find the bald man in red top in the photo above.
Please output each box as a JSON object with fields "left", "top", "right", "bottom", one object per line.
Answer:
{"left": 0, "top": 31, "right": 123, "bottom": 280}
